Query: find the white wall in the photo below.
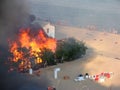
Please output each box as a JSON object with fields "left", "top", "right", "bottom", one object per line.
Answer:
{"left": 43, "top": 23, "right": 55, "bottom": 38}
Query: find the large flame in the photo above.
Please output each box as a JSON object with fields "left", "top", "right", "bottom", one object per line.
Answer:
{"left": 9, "top": 28, "right": 56, "bottom": 71}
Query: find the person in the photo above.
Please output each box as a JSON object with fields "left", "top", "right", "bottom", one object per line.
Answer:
{"left": 78, "top": 74, "right": 83, "bottom": 77}
{"left": 74, "top": 74, "right": 84, "bottom": 81}
{"left": 85, "top": 73, "right": 89, "bottom": 79}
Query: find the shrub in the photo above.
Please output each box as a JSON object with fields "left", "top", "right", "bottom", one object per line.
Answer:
{"left": 41, "top": 48, "right": 56, "bottom": 66}
{"left": 55, "top": 38, "right": 87, "bottom": 62}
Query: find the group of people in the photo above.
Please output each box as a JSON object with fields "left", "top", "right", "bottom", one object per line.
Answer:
{"left": 74, "top": 72, "right": 113, "bottom": 83}
{"left": 74, "top": 73, "right": 89, "bottom": 81}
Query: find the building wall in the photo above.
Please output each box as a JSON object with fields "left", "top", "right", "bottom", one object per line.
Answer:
{"left": 43, "top": 23, "right": 55, "bottom": 38}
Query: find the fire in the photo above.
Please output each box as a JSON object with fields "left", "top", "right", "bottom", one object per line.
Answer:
{"left": 9, "top": 28, "right": 56, "bottom": 71}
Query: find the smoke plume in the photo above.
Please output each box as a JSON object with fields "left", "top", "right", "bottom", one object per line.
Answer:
{"left": 0, "top": 0, "right": 49, "bottom": 90}
{"left": 0, "top": 0, "right": 30, "bottom": 47}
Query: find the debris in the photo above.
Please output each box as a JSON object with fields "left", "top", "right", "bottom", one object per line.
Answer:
{"left": 115, "top": 57, "right": 120, "bottom": 60}
{"left": 115, "top": 42, "right": 118, "bottom": 44}
{"left": 100, "top": 39, "right": 103, "bottom": 41}
{"left": 47, "top": 86, "right": 56, "bottom": 90}
{"left": 34, "top": 70, "right": 41, "bottom": 76}
{"left": 63, "top": 76, "right": 70, "bottom": 80}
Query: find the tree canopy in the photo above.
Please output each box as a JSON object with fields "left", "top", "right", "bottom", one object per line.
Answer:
{"left": 55, "top": 37, "right": 87, "bottom": 62}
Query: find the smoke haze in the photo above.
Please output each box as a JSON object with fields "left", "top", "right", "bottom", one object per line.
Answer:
{"left": 0, "top": 0, "right": 30, "bottom": 47}
{"left": 0, "top": 0, "right": 49, "bottom": 90}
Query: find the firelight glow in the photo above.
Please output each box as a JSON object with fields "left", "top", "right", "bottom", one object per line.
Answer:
{"left": 8, "top": 28, "right": 56, "bottom": 71}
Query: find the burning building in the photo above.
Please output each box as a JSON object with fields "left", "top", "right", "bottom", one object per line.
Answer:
{"left": 0, "top": 0, "right": 53, "bottom": 89}
{"left": 8, "top": 28, "right": 57, "bottom": 72}
{"left": 32, "top": 20, "right": 55, "bottom": 38}
{"left": 42, "top": 22, "right": 55, "bottom": 38}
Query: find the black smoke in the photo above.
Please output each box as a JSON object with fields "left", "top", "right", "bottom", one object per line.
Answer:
{"left": 0, "top": 0, "right": 49, "bottom": 90}
{"left": 0, "top": 0, "right": 30, "bottom": 47}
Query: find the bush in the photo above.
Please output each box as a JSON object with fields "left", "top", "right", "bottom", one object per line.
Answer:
{"left": 41, "top": 48, "right": 56, "bottom": 66}
{"left": 55, "top": 38, "right": 87, "bottom": 62}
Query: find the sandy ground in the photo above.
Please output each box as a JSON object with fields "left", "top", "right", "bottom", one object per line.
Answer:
{"left": 1, "top": 25, "right": 119, "bottom": 90}
{"left": 41, "top": 25, "right": 120, "bottom": 90}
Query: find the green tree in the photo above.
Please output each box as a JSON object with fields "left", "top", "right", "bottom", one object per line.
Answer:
{"left": 55, "top": 38, "right": 87, "bottom": 62}
{"left": 41, "top": 48, "right": 56, "bottom": 66}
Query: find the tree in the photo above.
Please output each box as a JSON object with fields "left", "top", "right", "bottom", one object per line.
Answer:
{"left": 55, "top": 38, "right": 87, "bottom": 62}
{"left": 41, "top": 48, "right": 56, "bottom": 66}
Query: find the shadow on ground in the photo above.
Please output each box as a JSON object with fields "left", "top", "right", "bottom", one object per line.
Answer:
{"left": 0, "top": 46, "right": 50, "bottom": 90}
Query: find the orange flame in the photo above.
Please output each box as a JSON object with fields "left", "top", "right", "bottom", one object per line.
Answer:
{"left": 9, "top": 28, "right": 56, "bottom": 71}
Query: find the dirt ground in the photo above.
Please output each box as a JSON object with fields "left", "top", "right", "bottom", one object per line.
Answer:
{"left": 43, "top": 25, "right": 120, "bottom": 90}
